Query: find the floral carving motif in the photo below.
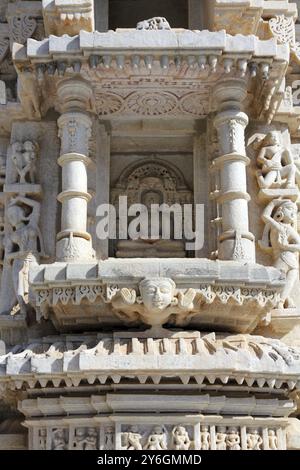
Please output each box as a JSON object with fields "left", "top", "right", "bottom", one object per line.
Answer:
{"left": 269, "top": 15, "right": 295, "bottom": 46}
{"left": 127, "top": 91, "right": 177, "bottom": 116}
{"left": 9, "top": 15, "right": 37, "bottom": 44}
{"left": 96, "top": 93, "right": 123, "bottom": 116}
{"left": 180, "top": 93, "right": 207, "bottom": 116}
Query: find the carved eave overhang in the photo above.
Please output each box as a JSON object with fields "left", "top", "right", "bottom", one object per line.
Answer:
{"left": 12, "top": 30, "right": 289, "bottom": 122}
{"left": 207, "top": 0, "right": 297, "bottom": 36}
{"left": 0, "top": 332, "right": 299, "bottom": 397}
{"left": 28, "top": 259, "right": 285, "bottom": 332}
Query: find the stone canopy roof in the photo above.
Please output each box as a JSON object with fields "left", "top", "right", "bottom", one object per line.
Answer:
{"left": 0, "top": 331, "right": 299, "bottom": 393}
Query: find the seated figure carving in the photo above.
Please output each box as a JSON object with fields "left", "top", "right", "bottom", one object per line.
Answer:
{"left": 112, "top": 277, "right": 198, "bottom": 328}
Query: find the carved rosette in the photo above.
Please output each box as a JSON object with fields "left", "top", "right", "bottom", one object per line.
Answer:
{"left": 127, "top": 91, "right": 177, "bottom": 116}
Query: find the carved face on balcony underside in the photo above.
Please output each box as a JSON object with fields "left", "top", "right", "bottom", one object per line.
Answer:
{"left": 274, "top": 201, "right": 297, "bottom": 224}
{"left": 139, "top": 278, "right": 176, "bottom": 313}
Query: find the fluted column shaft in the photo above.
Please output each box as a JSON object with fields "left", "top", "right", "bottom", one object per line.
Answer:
{"left": 213, "top": 79, "right": 255, "bottom": 262}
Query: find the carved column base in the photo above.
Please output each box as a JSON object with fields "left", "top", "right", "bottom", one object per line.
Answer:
{"left": 56, "top": 234, "right": 95, "bottom": 262}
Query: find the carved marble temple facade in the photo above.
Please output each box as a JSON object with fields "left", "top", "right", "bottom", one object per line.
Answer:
{"left": 0, "top": 0, "right": 300, "bottom": 451}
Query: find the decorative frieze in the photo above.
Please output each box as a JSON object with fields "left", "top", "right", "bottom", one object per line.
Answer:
{"left": 25, "top": 419, "right": 288, "bottom": 450}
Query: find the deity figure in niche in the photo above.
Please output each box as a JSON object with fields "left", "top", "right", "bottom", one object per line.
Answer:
{"left": 112, "top": 277, "right": 198, "bottom": 328}
{"left": 172, "top": 426, "right": 191, "bottom": 450}
{"left": 260, "top": 199, "right": 300, "bottom": 309}
{"left": 256, "top": 131, "right": 297, "bottom": 189}
{"left": 121, "top": 426, "right": 143, "bottom": 450}
{"left": 144, "top": 426, "right": 168, "bottom": 450}
{"left": 4, "top": 196, "right": 44, "bottom": 315}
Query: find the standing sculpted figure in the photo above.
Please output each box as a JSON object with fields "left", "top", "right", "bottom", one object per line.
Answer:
{"left": 268, "top": 430, "right": 278, "bottom": 450}
{"left": 261, "top": 199, "right": 300, "bottom": 309}
{"left": 172, "top": 426, "right": 191, "bottom": 450}
{"left": 256, "top": 131, "right": 296, "bottom": 189}
{"left": 38, "top": 429, "right": 47, "bottom": 450}
{"left": 11, "top": 141, "right": 38, "bottom": 184}
{"left": 121, "top": 426, "right": 142, "bottom": 450}
{"left": 246, "top": 429, "right": 263, "bottom": 450}
{"left": 226, "top": 427, "right": 241, "bottom": 450}
{"left": 144, "top": 426, "right": 168, "bottom": 450}
{"left": 73, "top": 428, "right": 86, "bottom": 450}
{"left": 200, "top": 425, "right": 210, "bottom": 450}
{"left": 216, "top": 427, "right": 227, "bottom": 450}
{"left": 5, "top": 196, "right": 44, "bottom": 314}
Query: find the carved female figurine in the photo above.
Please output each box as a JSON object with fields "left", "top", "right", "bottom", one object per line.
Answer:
{"left": 144, "top": 426, "right": 168, "bottom": 450}
{"left": 261, "top": 199, "right": 300, "bottom": 309}
{"left": 200, "top": 425, "right": 210, "bottom": 450}
{"left": 5, "top": 196, "right": 44, "bottom": 314}
{"left": 216, "top": 427, "right": 227, "bottom": 450}
{"left": 172, "top": 426, "right": 191, "bottom": 450}
{"left": 256, "top": 131, "right": 296, "bottom": 189}
{"left": 225, "top": 427, "right": 241, "bottom": 450}
{"left": 246, "top": 429, "right": 263, "bottom": 450}
{"left": 268, "top": 429, "right": 278, "bottom": 450}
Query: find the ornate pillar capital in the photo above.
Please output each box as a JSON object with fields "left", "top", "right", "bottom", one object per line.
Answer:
{"left": 56, "top": 78, "right": 93, "bottom": 114}
{"left": 213, "top": 78, "right": 247, "bottom": 112}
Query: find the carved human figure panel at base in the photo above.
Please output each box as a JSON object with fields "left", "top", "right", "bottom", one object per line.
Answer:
{"left": 38, "top": 429, "right": 47, "bottom": 450}
{"left": 144, "top": 426, "right": 168, "bottom": 450}
{"left": 200, "top": 425, "right": 210, "bottom": 450}
{"left": 216, "top": 427, "right": 227, "bottom": 450}
{"left": 121, "top": 426, "right": 143, "bottom": 450}
{"left": 73, "top": 428, "right": 86, "bottom": 450}
{"left": 226, "top": 427, "right": 241, "bottom": 450}
{"left": 268, "top": 430, "right": 278, "bottom": 450}
{"left": 260, "top": 199, "right": 300, "bottom": 309}
{"left": 136, "top": 17, "right": 171, "bottom": 30}
{"left": 84, "top": 428, "right": 98, "bottom": 450}
{"left": 52, "top": 428, "right": 67, "bottom": 450}
{"left": 256, "top": 131, "right": 297, "bottom": 189}
{"left": 172, "top": 426, "right": 191, "bottom": 450}
{"left": 246, "top": 429, "right": 263, "bottom": 450}
{"left": 112, "top": 277, "right": 198, "bottom": 328}
{"left": 4, "top": 196, "right": 44, "bottom": 314}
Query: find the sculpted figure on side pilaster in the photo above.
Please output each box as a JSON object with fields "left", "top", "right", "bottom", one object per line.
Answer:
{"left": 171, "top": 426, "right": 191, "bottom": 450}
{"left": 38, "top": 429, "right": 47, "bottom": 450}
{"left": 144, "top": 426, "right": 168, "bottom": 450}
{"left": 112, "top": 277, "right": 198, "bottom": 328}
{"left": 10, "top": 140, "right": 39, "bottom": 184}
{"left": 256, "top": 131, "right": 297, "bottom": 190}
{"left": 246, "top": 429, "right": 263, "bottom": 450}
{"left": 260, "top": 199, "right": 300, "bottom": 309}
{"left": 225, "top": 427, "right": 241, "bottom": 450}
{"left": 200, "top": 425, "right": 211, "bottom": 450}
{"left": 216, "top": 427, "right": 227, "bottom": 450}
{"left": 121, "top": 426, "right": 143, "bottom": 450}
{"left": 104, "top": 426, "right": 115, "bottom": 450}
{"left": 4, "top": 196, "right": 44, "bottom": 315}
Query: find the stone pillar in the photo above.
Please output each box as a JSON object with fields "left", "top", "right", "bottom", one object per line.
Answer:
{"left": 56, "top": 79, "right": 95, "bottom": 261}
{"left": 213, "top": 79, "right": 255, "bottom": 262}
